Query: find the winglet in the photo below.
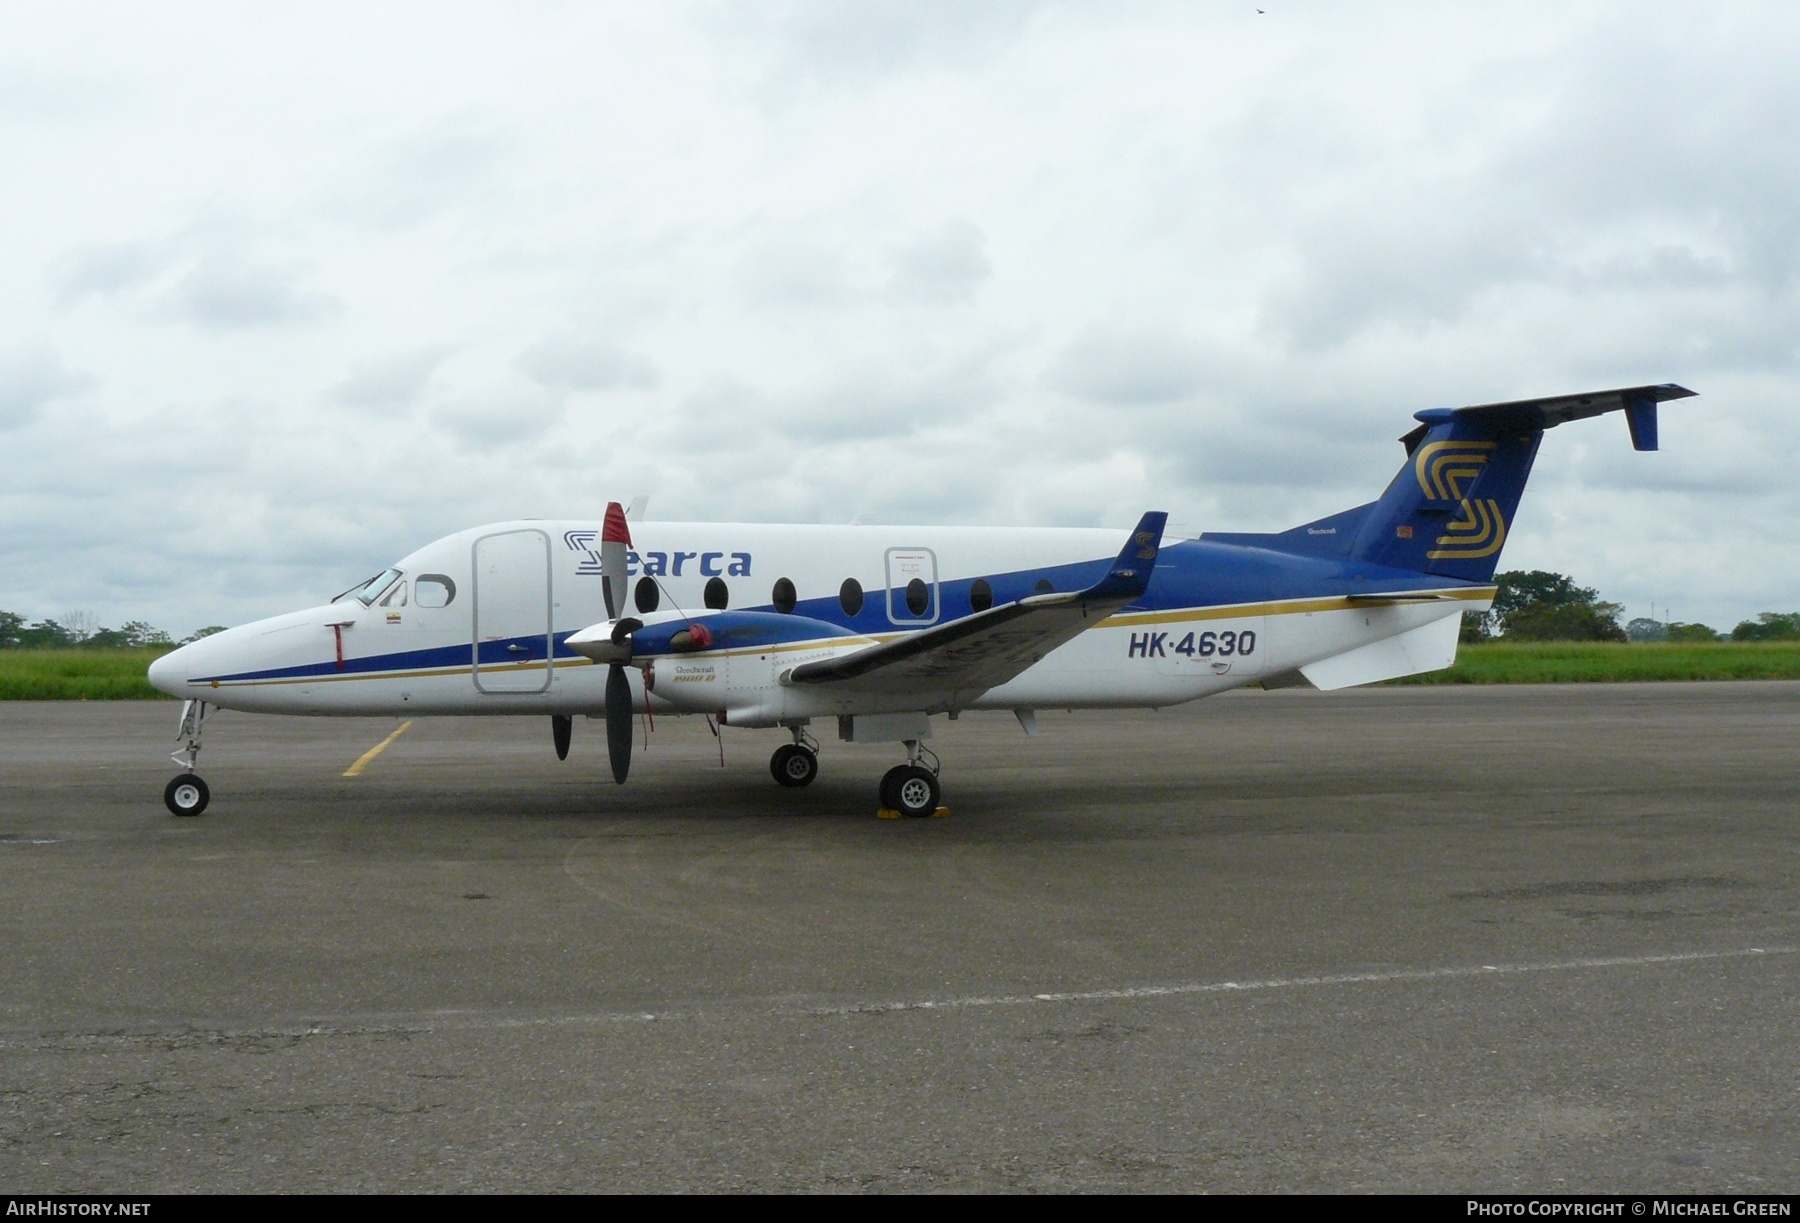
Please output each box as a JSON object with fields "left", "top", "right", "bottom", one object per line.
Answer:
{"left": 1623, "top": 390, "right": 1659, "bottom": 451}
{"left": 1080, "top": 511, "right": 1167, "bottom": 602}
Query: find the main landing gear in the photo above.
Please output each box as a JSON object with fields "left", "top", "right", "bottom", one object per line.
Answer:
{"left": 770, "top": 726, "right": 820, "bottom": 788}
{"left": 878, "top": 739, "right": 941, "bottom": 819}
{"left": 164, "top": 700, "right": 211, "bottom": 817}
{"left": 769, "top": 727, "right": 946, "bottom": 817}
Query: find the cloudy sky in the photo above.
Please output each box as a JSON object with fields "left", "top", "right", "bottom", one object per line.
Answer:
{"left": 2, "top": 2, "right": 1795, "bottom": 636}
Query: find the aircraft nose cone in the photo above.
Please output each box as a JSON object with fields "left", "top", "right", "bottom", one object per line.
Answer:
{"left": 147, "top": 646, "right": 190, "bottom": 697}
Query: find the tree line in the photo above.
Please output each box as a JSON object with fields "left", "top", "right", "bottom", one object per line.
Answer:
{"left": 1464, "top": 571, "right": 1799, "bottom": 644}
{"left": 0, "top": 612, "right": 225, "bottom": 650}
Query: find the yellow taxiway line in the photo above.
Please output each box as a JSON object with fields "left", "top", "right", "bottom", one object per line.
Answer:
{"left": 342, "top": 720, "right": 414, "bottom": 777}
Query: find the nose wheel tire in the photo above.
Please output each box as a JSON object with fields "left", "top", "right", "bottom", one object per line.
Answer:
{"left": 770, "top": 744, "right": 819, "bottom": 788}
{"left": 164, "top": 773, "right": 210, "bottom": 817}
{"left": 879, "top": 765, "right": 940, "bottom": 818}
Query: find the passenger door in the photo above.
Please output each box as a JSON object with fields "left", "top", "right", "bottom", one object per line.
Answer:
{"left": 472, "top": 529, "right": 553, "bottom": 694}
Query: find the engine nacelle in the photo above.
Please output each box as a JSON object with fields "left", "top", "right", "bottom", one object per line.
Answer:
{"left": 568, "top": 608, "right": 871, "bottom": 727}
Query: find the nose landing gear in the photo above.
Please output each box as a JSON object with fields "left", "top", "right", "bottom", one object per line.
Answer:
{"left": 163, "top": 700, "right": 212, "bottom": 817}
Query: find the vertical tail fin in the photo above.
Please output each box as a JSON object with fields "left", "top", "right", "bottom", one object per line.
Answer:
{"left": 1350, "top": 413, "right": 1541, "bottom": 581}
{"left": 1349, "top": 384, "right": 1695, "bottom": 582}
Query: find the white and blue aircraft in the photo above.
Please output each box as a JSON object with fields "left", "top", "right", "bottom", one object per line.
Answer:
{"left": 148, "top": 384, "right": 1694, "bottom": 818}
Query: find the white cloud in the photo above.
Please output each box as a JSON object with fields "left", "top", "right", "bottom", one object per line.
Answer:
{"left": 887, "top": 217, "right": 990, "bottom": 304}
{"left": 52, "top": 239, "right": 172, "bottom": 302}
{"left": 429, "top": 385, "right": 566, "bottom": 448}
{"left": 334, "top": 347, "right": 454, "bottom": 412}
{"left": 161, "top": 255, "right": 340, "bottom": 330}
{"left": 51, "top": 232, "right": 339, "bottom": 330}
{"left": 0, "top": 347, "right": 93, "bottom": 431}
{"left": 518, "top": 334, "right": 659, "bottom": 392}
{"left": 1051, "top": 328, "right": 1209, "bottom": 406}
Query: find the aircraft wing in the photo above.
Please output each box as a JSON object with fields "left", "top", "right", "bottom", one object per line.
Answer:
{"left": 785, "top": 512, "right": 1167, "bottom": 701}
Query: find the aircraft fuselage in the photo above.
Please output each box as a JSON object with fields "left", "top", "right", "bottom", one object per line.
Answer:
{"left": 149, "top": 519, "right": 1488, "bottom": 723}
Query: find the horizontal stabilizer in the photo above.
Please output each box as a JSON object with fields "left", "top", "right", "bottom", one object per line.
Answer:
{"left": 1401, "top": 383, "right": 1695, "bottom": 454}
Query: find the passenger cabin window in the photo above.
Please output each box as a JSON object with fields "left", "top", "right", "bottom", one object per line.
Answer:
{"left": 634, "top": 577, "right": 660, "bottom": 613}
{"left": 414, "top": 574, "right": 456, "bottom": 608}
{"left": 905, "top": 578, "right": 930, "bottom": 616}
{"left": 1035, "top": 578, "right": 1055, "bottom": 593}
{"left": 839, "top": 578, "right": 863, "bottom": 617}
{"left": 772, "top": 577, "right": 797, "bottom": 614}
{"left": 704, "top": 577, "right": 729, "bottom": 610}
{"left": 969, "top": 578, "right": 993, "bottom": 613}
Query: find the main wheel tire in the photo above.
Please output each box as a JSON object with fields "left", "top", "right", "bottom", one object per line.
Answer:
{"left": 164, "top": 773, "right": 210, "bottom": 817}
{"left": 891, "top": 766, "right": 940, "bottom": 818}
{"left": 879, "top": 764, "right": 910, "bottom": 811}
{"left": 771, "top": 744, "right": 818, "bottom": 788}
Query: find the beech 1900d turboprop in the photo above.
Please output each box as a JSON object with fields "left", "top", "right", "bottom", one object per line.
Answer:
{"left": 148, "top": 384, "right": 1695, "bottom": 818}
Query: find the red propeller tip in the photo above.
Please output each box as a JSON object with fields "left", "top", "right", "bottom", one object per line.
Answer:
{"left": 602, "top": 501, "right": 632, "bottom": 547}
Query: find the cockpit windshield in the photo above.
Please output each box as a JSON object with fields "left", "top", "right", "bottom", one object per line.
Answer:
{"left": 331, "top": 568, "right": 403, "bottom": 606}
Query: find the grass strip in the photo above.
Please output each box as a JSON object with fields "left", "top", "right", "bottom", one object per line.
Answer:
{"left": 1388, "top": 641, "right": 1800, "bottom": 684}
{"left": 0, "top": 648, "right": 176, "bottom": 700}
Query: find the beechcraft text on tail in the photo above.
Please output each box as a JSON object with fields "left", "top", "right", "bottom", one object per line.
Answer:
{"left": 148, "top": 384, "right": 1697, "bottom": 818}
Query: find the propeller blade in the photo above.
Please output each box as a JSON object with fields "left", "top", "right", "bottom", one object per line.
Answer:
{"left": 551, "top": 714, "right": 572, "bottom": 761}
{"left": 605, "top": 662, "right": 632, "bottom": 784}
{"left": 601, "top": 501, "right": 632, "bottom": 620}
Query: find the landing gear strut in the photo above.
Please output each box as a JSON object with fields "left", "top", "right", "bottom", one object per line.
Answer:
{"left": 879, "top": 739, "right": 941, "bottom": 818}
{"left": 164, "top": 700, "right": 211, "bottom": 817}
{"left": 771, "top": 725, "right": 819, "bottom": 788}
